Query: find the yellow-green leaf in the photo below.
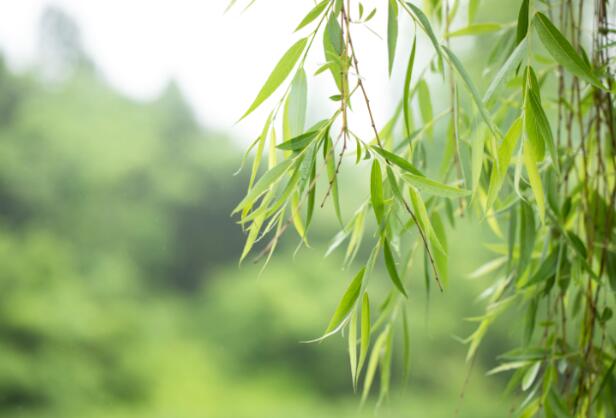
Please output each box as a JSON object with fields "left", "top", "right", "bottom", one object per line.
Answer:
{"left": 240, "top": 37, "right": 307, "bottom": 120}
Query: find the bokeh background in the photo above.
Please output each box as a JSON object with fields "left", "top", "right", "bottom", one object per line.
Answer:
{"left": 0, "top": 1, "right": 522, "bottom": 417}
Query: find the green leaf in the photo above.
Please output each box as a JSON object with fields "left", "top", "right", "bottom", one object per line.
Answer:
{"left": 378, "top": 327, "right": 394, "bottom": 402}
{"left": 387, "top": 0, "right": 398, "bottom": 76}
{"left": 240, "top": 37, "right": 308, "bottom": 120}
{"left": 233, "top": 158, "right": 295, "bottom": 214}
{"left": 533, "top": 12, "right": 605, "bottom": 89}
{"left": 406, "top": 2, "right": 442, "bottom": 59}
{"left": 295, "top": 0, "right": 329, "bottom": 32}
{"left": 431, "top": 213, "right": 448, "bottom": 287}
{"left": 356, "top": 293, "right": 371, "bottom": 384}
{"left": 448, "top": 23, "right": 502, "bottom": 38}
{"left": 283, "top": 69, "right": 307, "bottom": 140}
{"left": 408, "top": 186, "right": 446, "bottom": 255}
{"left": 370, "top": 160, "right": 385, "bottom": 226}
{"left": 524, "top": 249, "right": 558, "bottom": 287}
{"left": 522, "top": 361, "right": 541, "bottom": 391}
{"left": 468, "top": 0, "right": 480, "bottom": 23}
{"left": 523, "top": 139, "right": 545, "bottom": 223}
{"left": 383, "top": 239, "right": 408, "bottom": 296}
{"left": 325, "top": 136, "right": 343, "bottom": 225}
{"left": 442, "top": 45, "right": 497, "bottom": 137}
{"left": 471, "top": 128, "right": 487, "bottom": 197}
{"left": 402, "top": 173, "right": 471, "bottom": 198}
{"left": 486, "top": 117, "right": 523, "bottom": 207}
{"left": 403, "top": 36, "right": 417, "bottom": 137}
{"left": 483, "top": 38, "right": 527, "bottom": 103}
{"left": 371, "top": 146, "right": 423, "bottom": 176}
{"left": 417, "top": 80, "right": 434, "bottom": 139}
{"left": 518, "top": 201, "right": 536, "bottom": 275}
{"left": 277, "top": 130, "right": 318, "bottom": 151}
{"left": 324, "top": 267, "right": 366, "bottom": 334}
{"left": 323, "top": 14, "right": 343, "bottom": 92}
{"left": 527, "top": 87, "right": 559, "bottom": 172}
{"left": 515, "top": 0, "right": 529, "bottom": 45}
{"left": 348, "top": 306, "right": 358, "bottom": 389}
{"left": 361, "top": 327, "right": 390, "bottom": 404}
{"left": 386, "top": 166, "right": 403, "bottom": 202}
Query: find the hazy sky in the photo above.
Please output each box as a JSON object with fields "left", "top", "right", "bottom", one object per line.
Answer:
{"left": 0, "top": 1, "right": 417, "bottom": 140}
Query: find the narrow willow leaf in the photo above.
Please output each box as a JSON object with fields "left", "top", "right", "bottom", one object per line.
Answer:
{"left": 402, "top": 173, "right": 470, "bottom": 198}
{"left": 406, "top": 2, "right": 442, "bottom": 59}
{"left": 305, "top": 162, "right": 316, "bottom": 228}
{"left": 468, "top": 0, "right": 480, "bottom": 23}
{"left": 295, "top": 0, "right": 329, "bottom": 32}
{"left": 240, "top": 213, "right": 266, "bottom": 262}
{"left": 277, "top": 130, "right": 319, "bottom": 151}
{"left": 516, "top": 0, "right": 529, "bottom": 45}
{"left": 283, "top": 69, "right": 307, "bottom": 140}
{"left": 345, "top": 207, "right": 367, "bottom": 266}
{"left": 471, "top": 128, "right": 487, "bottom": 197}
{"left": 486, "top": 117, "right": 523, "bottom": 207}
{"left": 448, "top": 23, "right": 502, "bottom": 38}
{"left": 386, "top": 166, "right": 403, "bottom": 202}
{"left": 325, "top": 136, "right": 343, "bottom": 225}
{"left": 240, "top": 37, "right": 308, "bottom": 120}
{"left": 378, "top": 328, "right": 394, "bottom": 402}
{"left": 324, "top": 267, "right": 366, "bottom": 334}
{"left": 533, "top": 12, "right": 605, "bottom": 89}
{"left": 372, "top": 146, "right": 423, "bottom": 176}
{"left": 361, "top": 327, "right": 389, "bottom": 404}
{"left": 524, "top": 250, "right": 558, "bottom": 287}
{"left": 291, "top": 192, "right": 307, "bottom": 241}
{"left": 442, "top": 46, "right": 497, "bottom": 137}
{"left": 356, "top": 293, "right": 371, "bottom": 383}
{"left": 383, "top": 239, "right": 408, "bottom": 296}
{"left": 387, "top": 0, "right": 398, "bottom": 76}
{"left": 248, "top": 112, "right": 273, "bottom": 191}
{"left": 487, "top": 360, "right": 530, "bottom": 375}
{"left": 323, "top": 14, "right": 343, "bottom": 92}
{"left": 234, "top": 158, "right": 294, "bottom": 214}
{"left": 523, "top": 141, "right": 545, "bottom": 223}
{"left": 518, "top": 201, "right": 536, "bottom": 275}
{"left": 348, "top": 307, "right": 358, "bottom": 390}
{"left": 527, "top": 88, "right": 559, "bottom": 172}
{"left": 417, "top": 80, "right": 434, "bottom": 139}
{"left": 431, "top": 213, "right": 448, "bottom": 287}
{"left": 408, "top": 186, "right": 446, "bottom": 255}
{"left": 522, "top": 361, "right": 541, "bottom": 391}
{"left": 403, "top": 36, "right": 417, "bottom": 137}
{"left": 483, "top": 38, "right": 527, "bottom": 103}
{"left": 370, "top": 160, "right": 385, "bottom": 227}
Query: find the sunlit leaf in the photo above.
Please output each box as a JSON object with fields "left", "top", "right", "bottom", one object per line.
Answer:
{"left": 240, "top": 37, "right": 307, "bottom": 120}
{"left": 387, "top": 0, "right": 398, "bottom": 76}
{"left": 295, "top": 0, "right": 329, "bottom": 32}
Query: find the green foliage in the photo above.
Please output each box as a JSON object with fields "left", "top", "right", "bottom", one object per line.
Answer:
{"left": 235, "top": 0, "right": 616, "bottom": 416}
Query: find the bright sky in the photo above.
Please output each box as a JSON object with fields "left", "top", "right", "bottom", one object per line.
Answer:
{"left": 0, "top": 1, "right": 419, "bottom": 140}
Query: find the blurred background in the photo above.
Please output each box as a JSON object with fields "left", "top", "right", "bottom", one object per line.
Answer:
{"left": 0, "top": 1, "right": 521, "bottom": 417}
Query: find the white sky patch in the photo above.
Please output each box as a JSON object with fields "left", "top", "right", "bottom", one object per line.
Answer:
{"left": 0, "top": 1, "right": 427, "bottom": 143}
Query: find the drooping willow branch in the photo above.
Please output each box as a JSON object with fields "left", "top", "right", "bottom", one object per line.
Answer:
{"left": 230, "top": 0, "right": 616, "bottom": 414}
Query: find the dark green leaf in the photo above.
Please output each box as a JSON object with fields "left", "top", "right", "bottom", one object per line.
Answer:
{"left": 533, "top": 12, "right": 605, "bottom": 89}
{"left": 383, "top": 238, "right": 408, "bottom": 296}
